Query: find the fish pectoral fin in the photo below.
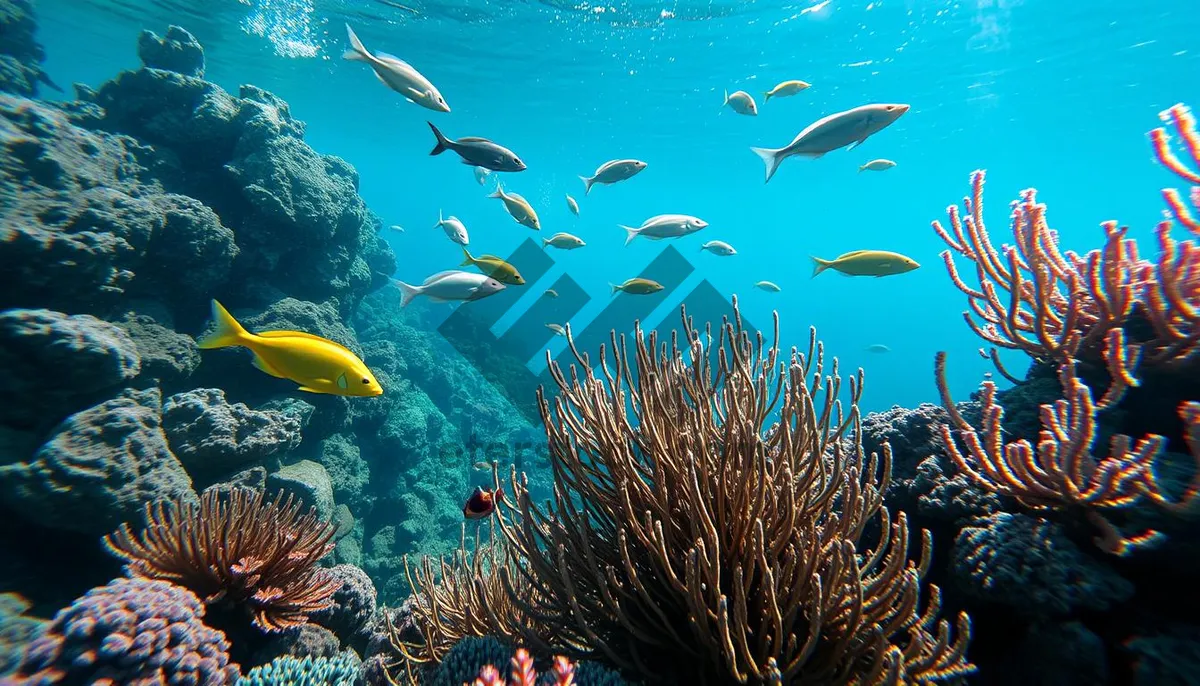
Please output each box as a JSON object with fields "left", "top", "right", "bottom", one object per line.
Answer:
{"left": 251, "top": 354, "right": 288, "bottom": 379}
{"left": 296, "top": 385, "right": 323, "bottom": 394}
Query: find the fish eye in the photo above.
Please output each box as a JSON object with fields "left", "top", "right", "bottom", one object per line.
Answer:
{"left": 361, "top": 377, "right": 370, "bottom": 384}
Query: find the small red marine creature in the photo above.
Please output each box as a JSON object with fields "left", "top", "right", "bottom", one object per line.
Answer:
{"left": 463, "top": 486, "right": 503, "bottom": 520}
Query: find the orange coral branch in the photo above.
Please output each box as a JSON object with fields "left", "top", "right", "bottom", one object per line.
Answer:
{"left": 935, "top": 352, "right": 1167, "bottom": 555}
{"left": 1149, "top": 103, "right": 1200, "bottom": 234}
{"left": 1140, "top": 401, "right": 1200, "bottom": 514}
{"left": 1142, "top": 221, "right": 1200, "bottom": 366}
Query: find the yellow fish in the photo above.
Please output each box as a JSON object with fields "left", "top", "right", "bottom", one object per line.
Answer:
{"left": 197, "top": 300, "right": 382, "bottom": 397}
{"left": 611, "top": 278, "right": 664, "bottom": 296}
{"left": 811, "top": 250, "right": 920, "bottom": 278}
{"left": 763, "top": 80, "right": 811, "bottom": 103}
{"left": 487, "top": 184, "right": 540, "bottom": 230}
{"left": 461, "top": 248, "right": 525, "bottom": 285}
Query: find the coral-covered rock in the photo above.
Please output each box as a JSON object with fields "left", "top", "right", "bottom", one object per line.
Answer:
{"left": 12, "top": 577, "right": 239, "bottom": 685}
{"left": 428, "top": 636, "right": 516, "bottom": 686}
{"left": 909, "top": 456, "right": 1001, "bottom": 524}
{"left": 249, "top": 623, "right": 341, "bottom": 665}
{"left": 311, "top": 564, "right": 378, "bottom": 653}
{"left": 137, "top": 25, "right": 205, "bottom": 77}
{"left": 267, "top": 459, "right": 335, "bottom": 523}
{"left": 951, "top": 512, "right": 1133, "bottom": 616}
{"left": 0, "top": 0, "right": 58, "bottom": 96}
{"left": 0, "top": 308, "right": 140, "bottom": 428}
{"left": 141, "top": 193, "right": 238, "bottom": 299}
{"left": 315, "top": 433, "right": 372, "bottom": 515}
{"left": 163, "top": 387, "right": 303, "bottom": 483}
{"left": 1126, "top": 624, "right": 1200, "bottom": 686}
{"left": 112, "top": 305, "right": 201, "bottom": 384}
{"left": 0, "top": 592, "right": 47, "bottom": 678}
{"left": 239, "top": 652, "right": 359, "bottom": 686}
{"left": 0, "top": 388, "right": 196, "bottom": 535}
{"left": 1006, "top": 621, "right": 1108, "bottom": 686}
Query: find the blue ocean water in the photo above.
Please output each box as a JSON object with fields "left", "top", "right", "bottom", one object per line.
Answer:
{"left": 37, "top": 0, "right": 1200, "bottom": 413}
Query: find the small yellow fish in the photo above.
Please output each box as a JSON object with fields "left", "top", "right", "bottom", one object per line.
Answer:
{"left": 542, "top": 232, "right": 586, "bottom": 250}
{"left": 754, "top": 280, "right": 781, "bottom": 292}
{"left": 763, "top": 80, "right": 811, "bottom": 103}
{"left": 611, "top": 278, "right": 664, "bottom": 296}
{"left": 197, "top": 300, "right": 382, "bottom": 397}
{"left": 488, "top": 184, "right": 540, "bottom": 230}
{"left": 461, "top": 248, "right": 525, "bottom": 285}
{"left": 566, "top": 194, "right": 580, "bottom": 216}
{"left": 811, "top": 250, "right": 920, "bottom": 278}
{"left": 543, "top": 289, "right": 559, "bottom": 298}
{"left": 546, "top": 323, "right": 566, "bottom": 336}
{"left": 858, "top": 159, "right": 897, "bottom": 173}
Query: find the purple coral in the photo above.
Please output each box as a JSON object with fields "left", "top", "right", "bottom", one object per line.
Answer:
{"left": 12, "top": 577, "right": 240, "bottom": 685}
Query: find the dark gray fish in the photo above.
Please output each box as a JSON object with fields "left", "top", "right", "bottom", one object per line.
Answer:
{"left": 428, "top": 122, "right": 526, "bottom": 172}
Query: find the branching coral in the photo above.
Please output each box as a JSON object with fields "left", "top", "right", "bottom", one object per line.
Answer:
{"left": 104, "top": 487, "right": 339, "bottom": 633}
{"left": 935, "top": 352, "right": 1170, "bottom": 555}
{"left": 932, "top": 170, "right": 1147, "bottom": 389}
{"left": 472, "top": 649, "right": 577, "bottom": 686}
{"left": 480, "top": 301, "right": 973, "bottom": 684}
{"left": 1149, "top": 102, "right": 1200, "bottom": 234}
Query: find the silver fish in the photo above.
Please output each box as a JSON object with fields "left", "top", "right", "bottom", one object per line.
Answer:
{"left": 579, "top": 159, "right": 647, "bottom": 195}
{"left": 700, "top": 240, "right": 737, "bottom": 256}
{"left": 474, "top": 166, "right": 492, "bottom": 185}
{"left": 435, "top": 211, "right": 470, "bottom": 246}
{"left": 543, "top": 232, "right": 585, "bottom": 250}
{"left": 343, "top": 24, "right": 449, "bottom": 113}
{"left": 620, "top": 214, "right": 708, "bottom": 246}
{"left": 394, "top": 270, "right": 505, "bottom": 308}
{"left": 750, "top": 103, "right": 910, "bottom": 183}
{"left": 428, "top": 122, "right": 525, "bottom": 172}
{"left": 755, "top": 280, "right": 782, "bottom": 292}
{"left": 566, "top": 194, "right": 580, "bottom": 216}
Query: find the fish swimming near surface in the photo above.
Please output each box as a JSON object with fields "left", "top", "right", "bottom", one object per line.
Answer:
{"left": 488, "top": 184, "right": 541, "bottom": 230}
{"left": 428, "top": 122, "right": 526, "bottom": 172}
{"left": 460, "top": 248, "right": 525, "bottom": 285}
{"left": 463, "top": 486, "right": 502, "bottom": 519}
{"left": 700, "top": 240, "right": 737, "bottom": 256}
{"left": 723, "top": 89, "right": 758, "bottom": 116}
{"left": 566, "top": 194, "right": 580, "bottom": 216}
{"left": 394, "top": 270, "right": 506, "bottom": 307}
{"left": 474, "top": 166, "right": 492, "bottom": 185}
{"left": 579, "top": 159, "right": 647, "bottom": 195}
{"left": 546, "top": 323, "right": 566, "bottom": 336}
{"left": 543, "top": 232, "right": 585, "bottom": 250}
{"left": 197, "top": 300, "right": 382, "bottom": 397}
{"left": 611, "top": 278, "right": 664, "bottom": 296}
{"left": 865, "top": 344, "right": 891, "bottom": 353}
{"left": 343, "top": 24, "right": 449, "bottom": 113}
{"left": 620, "top": 214, "right": 708, "bottom": 246}
{"left": 388, "top": 224, "right": 405, "bottom": 233}
{"left": 435, "top": 210, "right": 469, "bottom": 246}
{"left": 811, "top": 250, "right": 920, "bottom": 278}
{"left": 755, "top": 280, "right": 782, "bottom": 292}
{"left": 750, "top": 103, "right": 910, "bottom": 183}
{"left": 859, "top": 159, "right": 897, "bottom": 173}
{"left": 763, "top": 79, "right": 811, "bottom": 103}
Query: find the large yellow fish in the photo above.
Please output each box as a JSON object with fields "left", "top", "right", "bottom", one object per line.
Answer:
{"left": 460, "top": 248, "right": 525, "bottom": 285}
{"left": 811, "top": 250, "right": 920, "bottom": 278}
{"left": 197, "top": 300, "right": 383, "bottom": 397}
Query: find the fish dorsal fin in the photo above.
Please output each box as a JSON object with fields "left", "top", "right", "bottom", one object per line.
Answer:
{"left": 374, "top": 51, "right": 413, "bottom": 68}
{"left": 836, "top": 250, "right": 870, "bottom": 259}
{"left": 257, "top": 330, "right": 357, "bottom": 356}
{"left": 457, "top": 136, "right": 491, "bottom": 143}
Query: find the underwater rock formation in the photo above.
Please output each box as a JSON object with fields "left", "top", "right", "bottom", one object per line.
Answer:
{"left": 0, "top": 387, "right": 196, "bottom": 536}
{"left": 0, "top": 0, "right": 57, "bottom": 96}
{"left": 12, "top": 577, "right": 240, "bottom": 685}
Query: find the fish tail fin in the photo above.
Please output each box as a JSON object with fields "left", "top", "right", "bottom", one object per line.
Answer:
{"left": 858, "top": 164, "right": 866, "bottom": 173}
{"left": 460, "top": 247, "right": 474, "bottom": 266}
{"left": 541, "top": 238, "right": 550, "bottom": 250}
{"left": 394, "top": 280, "right": 421, "bottom": 308}
{"left": 196, "top": 300, "right": 249, "bottom": 349}
{"left": 343, "top": 23, "right": 371, "bottom": 61}
{"left": 811, "top": 256, "right": 833, "bottom": 278}
{"left": 427, "top": 121, "right": 448, "bottom": 156}
{"left": 750, "top": 146, "right": 784, "bottom": 183}
{"left": 435, "top": 209, "right": 444, "bottom": 228}
{"left": 609, "top": 283, "right": 621, "bottom": 295}
{"left": 487, "top": 187, "right": 503, "bottom": 199}
{"left": 722, "top": 89, "right": 729, "bottom": 109}
{"left": 762, "top": 90, "right": 772, "bottom": 103}
{"left": 619, "top": 225, "right": 638, "bottom": 247}
{"left": 579, "top": 175, "right": 593, "bottom": 195}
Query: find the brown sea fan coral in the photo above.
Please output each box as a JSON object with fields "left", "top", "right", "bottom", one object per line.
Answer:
{"left": 104, "top": 487, "right": 339, "bottom": 633}
{"left": 488, "top": 300, "right": 974, "bottom": 685}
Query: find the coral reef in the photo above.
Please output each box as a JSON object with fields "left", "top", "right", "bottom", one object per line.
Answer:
{"left": 237, "top": 653, "right": 360, "bottom": 686}
{"left": 11, "top": 577, "right": 240, "bottom": 685}
{"left": 0, "top": 0, "right": 58, "bottom": 96}
{"left": 104, "top": 487, "right": 339, "bottom": 633}
{"left": 0, "top": 593, "right": 47, "bottom": 678}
